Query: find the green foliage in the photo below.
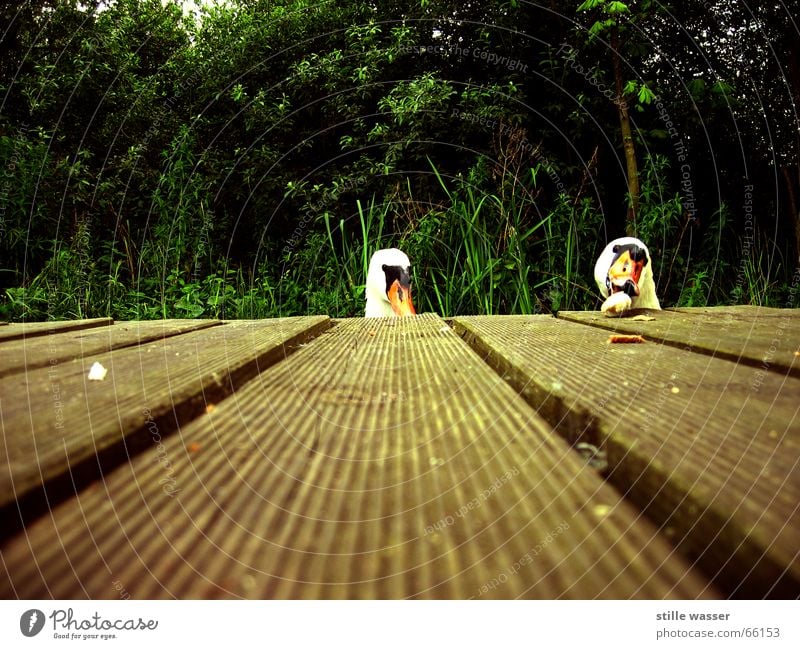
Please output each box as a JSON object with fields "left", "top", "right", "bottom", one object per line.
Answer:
{"left": 578, "top": 0, "right": 629, "bottom": 38}
{"left": 677, "top": 269, "right": 710, "bottom": 307}
{"left": 315, "top": 156, "right": 604, "bottom": 317}
{"left": 0, "top": 0, "right": 795, "bottom": 321}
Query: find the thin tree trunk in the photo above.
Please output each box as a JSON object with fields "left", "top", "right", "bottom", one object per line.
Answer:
{"left": 782, "top": 165, "right": 800, "bottom": 266}
{"left": 611, "top": 27, "right": 639, "bottom": 236}
{"left": 786, "top": 28, "right": 800, "bottom": 266}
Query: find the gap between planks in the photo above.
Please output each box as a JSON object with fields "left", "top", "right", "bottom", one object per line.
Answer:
{"left": 451, "top": 314, "right": 800, "bottom": 598}
{"left": 0, "top": 317, "right": 332, "bottom": 541}
{"left": 0, "top": 314, "right": 716, "bottom": 599}
{"left": 557, "top": 307, "right": 800, "bottom": 379}
{"left": 0, "top": 317, "right": 114, "bottom": 342}
{"left": 0, "top": 319, "right": 225, "bottom": 379}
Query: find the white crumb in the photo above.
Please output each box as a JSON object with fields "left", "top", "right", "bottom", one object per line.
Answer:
{"left": 87, "top": 362, "right": 108, "bottom": 381}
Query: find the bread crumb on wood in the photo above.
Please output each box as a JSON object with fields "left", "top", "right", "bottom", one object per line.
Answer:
{"left": 607, "top": 334, "right": 645, "bottom": 344}
{"left": 87, "top": 362, "right": 108, "bottom": 380}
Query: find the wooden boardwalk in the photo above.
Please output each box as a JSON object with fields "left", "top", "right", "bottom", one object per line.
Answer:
{"left": 0, "top": 307, "right": 797, "bottom": 599}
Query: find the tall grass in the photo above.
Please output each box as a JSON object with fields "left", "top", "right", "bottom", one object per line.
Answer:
{"left": 421, "top": 160, "right": 544, "bottom": 315}
{"left": 316, "top": 158, "right": 602, "bottom": 316}
{"left": 2, "top": 152, "right": 793, "bottom": 322}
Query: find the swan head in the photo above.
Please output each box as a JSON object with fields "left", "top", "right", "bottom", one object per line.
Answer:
{"left": 594, "top": 237, "right": 660, "bottom": 312}
{"left": 365, "top": 248, "right": 416, "bottom": 317}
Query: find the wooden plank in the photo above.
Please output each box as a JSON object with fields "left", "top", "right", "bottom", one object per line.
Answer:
{"left": 0, "top": 314, "right": 717, "bottom": 599}
{"left": 0, "top": 317, "right": 331, "bottom": 513}
{"left": 669, "top": 305, "right": 795, "bottom": 317}
{"left": 558, "top": 307, "right": 800, "bottom": 378}
{"left": 453, "top": 315, "right": 800, "bottom": 597}
{"left": 0, "top": 319, "right": 222, "bottom": 378}
{"left": 0, "top": 317, "right": 113, "bottom": 342}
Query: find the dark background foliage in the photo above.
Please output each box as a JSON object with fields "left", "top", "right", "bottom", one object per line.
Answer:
{"left": 1, "top": 0, "right": 798, "bottom": 319}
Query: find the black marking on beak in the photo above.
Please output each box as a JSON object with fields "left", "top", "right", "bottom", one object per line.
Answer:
{"left": 382, "top": 264, "right": 412, "bottom": 294}
{"left": 607, "top": 243, "right": 648, "bottom": 297}
{"left": 622, "top": 279, "right": 638, "bottom": 298}
{"left": 612, "top": 243, "right": 648, "bottom": 266}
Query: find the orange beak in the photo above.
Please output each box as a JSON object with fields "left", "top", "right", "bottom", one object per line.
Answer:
{"left": 608, "top": 251, "right": 644, "bottom": 297}
{"left": 387, "top": 279, "right": 416, "bottom": 316}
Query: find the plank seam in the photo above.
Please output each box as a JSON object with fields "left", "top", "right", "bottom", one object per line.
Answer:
{"left": 451, "top": 318, "right": 799, "bottom": 598}
{"left": 451, "top": 318, "right": 603, "bottom": 449}
{"left": 556, "top": 310, "right": 800, "bottom": 379}
{"left": 0, "top": 321, "right": 225, "bottom": 380}
{"left": 0, "top": 317, "right": 334, "bottom": 544}
{"left": 0, "top": 318, "right": 114, "bottom": 342}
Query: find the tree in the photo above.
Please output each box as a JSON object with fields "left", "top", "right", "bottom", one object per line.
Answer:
{"left": 576, "top": 0, "right": 657, "bottom": 234}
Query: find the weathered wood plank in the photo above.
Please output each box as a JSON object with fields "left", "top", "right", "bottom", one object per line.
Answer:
{"left": 0, "top": 319, "right": 222, "bottom": 378}
{"left": 669, "top": 306, "right": 794, "bottom": 317}
{"left": 0, "top": 314, "right": 717, "bottom": 599}
{"left": 558, "top": 307, "right": 800, "bottom": 378}
{"left": 0, "top": 317, "right": 113, "bottom": 342}
{"left": 453, "top": 315, "right": 800, "bottom": 597}
{"left": 0, "top": 317, "right": 331, "bottom": 512}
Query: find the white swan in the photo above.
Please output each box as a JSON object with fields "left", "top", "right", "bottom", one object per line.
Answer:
{"left": 594, "top": 237, "right": 661, "bottom": 315}
{"left": 365, "top": 248, "right": 417, "bottom": 317}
